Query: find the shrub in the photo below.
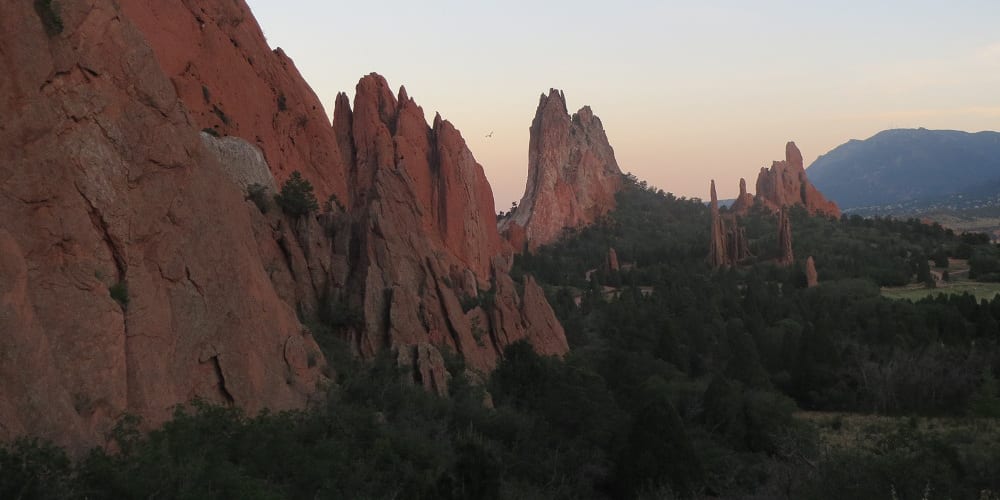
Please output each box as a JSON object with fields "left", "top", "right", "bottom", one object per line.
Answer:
{"left": 274, "top": 171, "right": 318, "bottom": 217}
{"left": 201, "top": 127, "right": 220, "bottom": 138}
{"left": 109, "top": 281, "right": 129, "bottom": 307}
{"left": 326, "top": 193, "right": 345, "bottom": 212}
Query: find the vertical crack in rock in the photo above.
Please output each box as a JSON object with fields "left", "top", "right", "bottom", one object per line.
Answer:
{"left": 211, "top": 355, "right": 235, "bottom": 405}
{"left": 75, "top": 185, "right": 126, "bottom": 280}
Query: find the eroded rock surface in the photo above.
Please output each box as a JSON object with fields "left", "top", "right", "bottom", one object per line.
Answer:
{"left": 0, "top": 0, "right": 326, "bottom": 450}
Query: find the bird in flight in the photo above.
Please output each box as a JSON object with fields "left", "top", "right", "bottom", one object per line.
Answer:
{"left": 485, "top": 131, "right": 494, "bottom": 138}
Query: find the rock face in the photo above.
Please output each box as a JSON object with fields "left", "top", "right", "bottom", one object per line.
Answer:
{"left": 805, "top": 256, "right": 819, "bottom": 287}
{"left": 733, "top": 142, "right": 840, "bottom": 218}
{"left": 499, "top": 90, "right": 623, "bottom": 251}
{"left": 330, "top": 74, "right": 566, "bottom": 379}
{"left": 709, "top": 181, "right": 729, "bottom": 268}
{"left": 1, "top": 2, "right": 567, "bottom": 450}
{"left": 777, "top": 209, "right": 795, "bottom": 266}
{"left": 118, "top": 0, "right": 349, "bottom": 202}
{"left": 0, "top": 0, "right": 326, "bottom": 451}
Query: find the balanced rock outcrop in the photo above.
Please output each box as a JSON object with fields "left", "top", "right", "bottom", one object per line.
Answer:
{"left": 1, "top": 1, "right": 568, "bottom": 450}
{"left": 732, "top": 142, "right": 840, "bottom": 218}
{"left": 499, "top": 90, "right": 623, "bottom": 251}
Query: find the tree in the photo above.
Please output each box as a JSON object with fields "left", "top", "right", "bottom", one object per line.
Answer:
{"left": 274, "top": 171, "right": 318, "bottom": 217}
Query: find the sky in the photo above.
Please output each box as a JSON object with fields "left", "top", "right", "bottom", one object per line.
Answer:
{"left": 245, "top": 0, "right": 1000, "bottom": 207}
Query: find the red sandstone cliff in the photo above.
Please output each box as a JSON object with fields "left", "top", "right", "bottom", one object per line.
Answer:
{"left": 0, "top": 0, "right": 326, "bottom": 451}
{"left": 499, "top": 90, "right": 623, "bottom": 251}
{"left": 1, "top": 1, "right": 567, "bottom": 450}
{"left": 732, "top": 142, "right": 840, "bottom": 218}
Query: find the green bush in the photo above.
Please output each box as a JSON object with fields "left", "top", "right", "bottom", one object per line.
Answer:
{"left": 274, "top": 171, "right": 318, "bottom": 217}
{"left": 109, "top": 281, "right": 129, "bottom": 307}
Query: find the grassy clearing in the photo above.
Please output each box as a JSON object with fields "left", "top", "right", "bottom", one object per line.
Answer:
{"left": 882, "top": 258, "right": 1000, "bottom": 301}
{"left": 797, "top": 411, "right": 1000, "bottom": 454}
{"left": 882, "top": 281, "right": 1000, "bottom": 301}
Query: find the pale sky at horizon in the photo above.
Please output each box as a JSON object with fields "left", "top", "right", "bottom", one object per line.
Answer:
{"left": 245, "top": 0, "right": 1000, "bottom": 207}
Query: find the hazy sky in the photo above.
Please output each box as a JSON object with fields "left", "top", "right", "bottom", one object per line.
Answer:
{"left": 245, "top": 1, "right": 1000, "bottom": 206}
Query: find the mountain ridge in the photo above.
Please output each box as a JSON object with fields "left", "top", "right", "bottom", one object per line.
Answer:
{"left": 808, "top": 128, "right": 1000, "bottom": 209}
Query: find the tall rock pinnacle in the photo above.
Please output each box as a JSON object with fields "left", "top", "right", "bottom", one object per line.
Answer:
{"left": 805, "top": 256, "right": 819, "bottom": 287}
{"left": 730, "top": 177, "right": 755, "bottom": 213}
{"left": 499, "top": 90, "right": 623, "bottom": 251}
{"left": 777, "top": 209, "right": 795, "bottom": 266}
{"left": 708, "top": 180, "right": 751, "bottom": 268}
{"left": 709, "top": 180, "right": 728, "bottom": 268}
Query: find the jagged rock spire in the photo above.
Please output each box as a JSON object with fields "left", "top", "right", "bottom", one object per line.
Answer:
{"left": 805, "top": 256, "right": 819, "bottom": 287}
{"left": 498, "top": 89, "right": 623, "bottom": 251}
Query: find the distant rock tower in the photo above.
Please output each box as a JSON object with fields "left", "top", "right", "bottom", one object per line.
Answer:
{"left": 606, "top": 247, "right": 621, "bottom": 272}
{"left": 708, "top": 180, "right": 752, "bottom": 268}
{"left": 805, "top": 256, "right": 819, "bottom": 287}
{"left": 777, "top": 209, "right": 794, "bottom": 266}
{"left": 732, "top": 142, "right": 840, "bottom": 218}
{"left": 709, "top": 180, "right": 729, "bottom": 268}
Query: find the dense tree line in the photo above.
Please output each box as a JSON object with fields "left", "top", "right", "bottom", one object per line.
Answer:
{"left": 4, "top": 177, "right": 1000, "bottom": 498}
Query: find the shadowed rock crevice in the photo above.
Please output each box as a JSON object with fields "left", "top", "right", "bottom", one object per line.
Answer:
{"left": 210, "top": 356, "right": 235, "bottom": 405}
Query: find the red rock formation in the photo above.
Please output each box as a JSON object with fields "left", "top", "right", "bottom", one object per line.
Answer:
{"left": 709, "top": 181, "right": 751, "bottom": 268}
{"left": 0, "top": 3, "right": 567, "bottom": 450}
{"left": 708, "top": 180, "right": 729, "bottom": 268}
{"left": 499, "top": 90, "right": 623, "bottom": 250}
{"left": 606, "top": 248, "right": 621, "bottom": 272}
{"left": 332, "top": 74, "right": 567, "bottom": 377}
{"left": 118, "top": 0, "right": 349, "bottom": 203}
{"left": 725, "top": 217, "right": 751, "bottom": 263}
{"left": 747, "top": 142, "right": 840, "bottom": 218}
{"left": 777, "top": 209, "right": 795, "bottom": 266}
{"left": 805, "top": 256, "right": 819, "bottom": 287}
{"left": 729, "top": 178, "right": 755, "bottom": 214}
{"left": 0, "top": 0, "right": 326, "bottom": 450}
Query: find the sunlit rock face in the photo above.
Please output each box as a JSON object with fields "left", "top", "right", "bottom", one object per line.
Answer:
{"left": 1, "top": 0, "right": 567, "bottom": 450}
{"left": 499, "top": 89, "right": 623, "bottom": 251}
